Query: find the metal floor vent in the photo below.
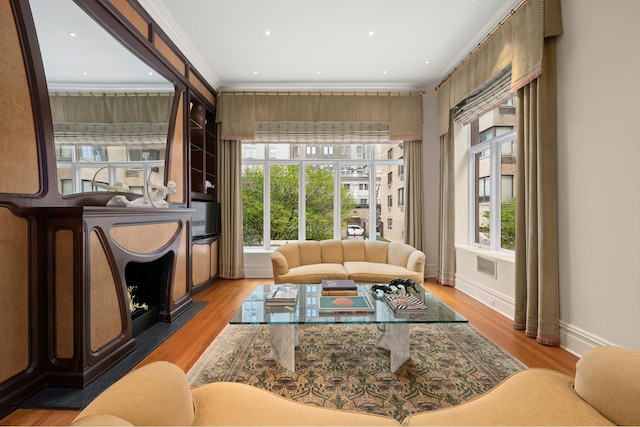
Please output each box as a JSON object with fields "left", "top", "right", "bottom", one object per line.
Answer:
{"left": 477, "top": 256, "right": 497, "bottom": 278}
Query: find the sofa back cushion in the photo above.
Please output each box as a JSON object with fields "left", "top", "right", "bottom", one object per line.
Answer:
{"left": 387, "top": 242, "right": 415, "bottom": 267}
{"left": 320, "top": 240, "right": 344, "bottom": 263}
{"left": 72, "top": 361, "right": 195, "bottom": 426}
{"left": 573, "top": 346, "right": 640, "bottom": 426}
{"left": 276, "top": 243, "right": 302, "bottom": 268}
{"left": 297, "top": 241, "right": 322, "bottom": 266}
{"left": 364, "top": 241, "right": 389, "bottom": 263}
{"left": 342, "top": 240, "right": 366, "bottom": 262}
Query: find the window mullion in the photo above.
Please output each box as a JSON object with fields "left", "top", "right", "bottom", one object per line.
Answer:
{"left": 334, "top": 161, "right": 340, "bottom": 239}
{"left": 299, "top": 161, "right": 305, "bottom": 242}
{"left": 263, "top": 145, "right": 271, "bottom": 249}
{"left": 490, "top": 140, "right": 501, "bottom": 250}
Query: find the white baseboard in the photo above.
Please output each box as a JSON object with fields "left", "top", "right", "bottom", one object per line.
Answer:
{"left": 454, "top": 273, "right": 515, "bottom": 319}
{"left": 454, "top": 273, "right": 613, "bottom": 357}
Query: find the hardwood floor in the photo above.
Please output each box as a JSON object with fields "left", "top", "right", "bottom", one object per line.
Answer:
{"left": 1, "top": 278, "right": 579, "bottom": 426}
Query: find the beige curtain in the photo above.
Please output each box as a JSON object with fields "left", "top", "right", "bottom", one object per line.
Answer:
{"left": 218, "top": 138, "right": 245, "bottom": 279}
{"left": 404, "top": 140, "right": 424, "bottom": 254}
{"left": 438, "top": 116, "right": 455, "bottom": 287}
{"left": 513, "top": 37, "right": 560, "bottom": 345}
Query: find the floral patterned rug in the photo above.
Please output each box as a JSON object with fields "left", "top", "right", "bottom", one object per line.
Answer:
{"left": 187, "top": 323, "right": 526, "bottom": 422}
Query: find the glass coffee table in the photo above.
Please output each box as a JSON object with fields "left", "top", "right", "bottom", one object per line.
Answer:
{"left": 230, "top": 284, "right": 468, "bottom": 373}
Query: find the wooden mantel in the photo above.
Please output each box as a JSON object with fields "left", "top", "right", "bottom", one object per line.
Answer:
{"left": 41, "top": 206, "right": 194, "bottom": 387}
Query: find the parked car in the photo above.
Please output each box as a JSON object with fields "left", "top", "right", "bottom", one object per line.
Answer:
{"left": 347, "top": 224, "right": 365, "bottom": 236}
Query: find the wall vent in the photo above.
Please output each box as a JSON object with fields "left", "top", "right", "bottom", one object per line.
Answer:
{"left": 477, "top": 256, "right": 497, "bottom": 278}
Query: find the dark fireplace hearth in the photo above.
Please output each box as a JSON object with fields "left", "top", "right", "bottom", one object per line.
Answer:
{"left": 125, "top": 253, "right": 173, "bottom": 337}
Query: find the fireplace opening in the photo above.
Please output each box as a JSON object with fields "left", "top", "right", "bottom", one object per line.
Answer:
{"left": 124, "top": 252, "right": 173, "bottom": 337}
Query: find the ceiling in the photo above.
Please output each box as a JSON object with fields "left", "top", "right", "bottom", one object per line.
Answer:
{"left": 137, "top": 0, "right": 521, "bottom": 92}
{"left": 30, "top": 0, "right": 521, "bottom": 93}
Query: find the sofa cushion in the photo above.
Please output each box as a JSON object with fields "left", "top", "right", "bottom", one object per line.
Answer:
{"left": 573, "top": 346, "right": 640, "bottom": 426}
{"left": 191, "top": 381, "right": 399, "bottom": 426}
{"left": 71, "top": 361, "right": 195, "bottom": 426}
{"left": 278, "top": 263, "right": 348, "bottom": 284}
{"left": 341, "top": 240, "right": 366, "bottom": 261}
{"left": 297, "top": 241, "right": 322, "bottom": 266}
{"left": 402, "top": 369, "right": 614, "bottom": 426}
{"left": 320, "top": 240, "right": 344, "bottom": 264}
{"left": 344, "top": 262, "right": 422, "bottom": 284}
{"left": 364, "top": 240, "right": 389, "bottom": 263}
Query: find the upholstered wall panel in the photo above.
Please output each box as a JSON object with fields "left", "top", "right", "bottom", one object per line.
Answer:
{"left": 172, "top": 231, "right": 188, "bottom": 301}
{"left": 55, "top": 230, "right": 75, "bottom": 359}
{"left": 90, "top": 231, "right": 122, "bottom": 352}
{"left": 189, "top": 74, "right": 216, "bottom": 106}
{"left": 210, "top": 239, "right": 218, "bottom": 277}
{"left": 169, "top": 94, "right": 185, "bottom": 204}
{"left": 154, "top": 33, "right": 186, "bottom": 77}
{"left": 109, "top": 222, "right": 179, "bottom": 253}
{"left": 0, "top": 208, "right": 29, "bottom": 382}
{"left": 0, "top": 1, "right": 40, "bottom": 195}
{"left": 107, "top": 0, "right": 148, "bottom": 39}
{"left": 191, "top": 243, "right": 211, "bottom": 285}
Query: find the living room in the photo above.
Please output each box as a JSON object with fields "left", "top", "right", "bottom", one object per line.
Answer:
{"left": 1, "top": 0, "right": 639, "bottom": 424}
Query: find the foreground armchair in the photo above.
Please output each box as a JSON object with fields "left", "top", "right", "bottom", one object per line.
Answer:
{"left": 70, "top": 346, "right": 639, "bottom": 426}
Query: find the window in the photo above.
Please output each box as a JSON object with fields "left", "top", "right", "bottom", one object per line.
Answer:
{"left": 468, "top": 103, "right": 517, "bottom": 251}
{"left": 387, "top": 172, "right": 393, "bottom": 186}
{"left": 242, "top": 143, "right": 404, "bottom": 247}
{"left": 398, "top": 188, "right": 405, "bottom": 207}
{"left": 398, "top": 164, "right": 404, "bottom": 180}
{"left": 387, "top": 218, "right": 393, "bottom": 230}
{"left": 387, "top": 195, "right": 393, "bottom": 208}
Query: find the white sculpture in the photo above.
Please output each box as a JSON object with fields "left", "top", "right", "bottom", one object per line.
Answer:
{"left": 106, "top": 181, "right": 177, "bottom": 208}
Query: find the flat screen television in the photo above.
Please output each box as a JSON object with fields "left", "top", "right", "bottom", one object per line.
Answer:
{"left": 191, "top": 200, "right": 220, "bottom": 239}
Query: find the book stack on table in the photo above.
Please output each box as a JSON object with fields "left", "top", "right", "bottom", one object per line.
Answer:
{"left": 265, "top": 284, "right": 298, "bottom": 306}
{"left": 321, "top": 279, "right": 357, "bottom": 296}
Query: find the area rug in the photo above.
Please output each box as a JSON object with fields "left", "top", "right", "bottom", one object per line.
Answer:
{"left": 187, "top": 323, "right": 526, "bottom": 422}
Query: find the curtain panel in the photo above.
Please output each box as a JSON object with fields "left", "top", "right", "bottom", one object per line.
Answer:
{"left": 218, "top": 138, "right": 245, "bottom": 279}
{"left": 216, "top": 93, "right": 423, "bottom": 141}
{"left": 404, "top": 140, "right": 424, "bottom": 254}
{"left": 437, "top": 0, "right": 562, "bottom": 136}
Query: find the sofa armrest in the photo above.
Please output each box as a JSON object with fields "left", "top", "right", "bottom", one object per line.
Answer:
{"left": 406, "top": 250, "right": 425, "bottom": 275}
{"left": 271, "top": 250, "right": 289, "bottom": 283}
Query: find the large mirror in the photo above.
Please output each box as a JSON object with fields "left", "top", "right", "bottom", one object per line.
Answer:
{"left": 29, "top": 0, "right": 175, "bottom": 196}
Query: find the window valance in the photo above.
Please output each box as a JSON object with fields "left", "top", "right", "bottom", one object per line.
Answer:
{"left": 437, "top": 0, "right": 562, "bottom": 136}
{"left": 216, "top": 92, "right": 423, "bottom": 141}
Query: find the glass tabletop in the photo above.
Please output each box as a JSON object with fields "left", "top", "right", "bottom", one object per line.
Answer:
{"left": 230, "top": 284, "right": 468, "bottom": 325}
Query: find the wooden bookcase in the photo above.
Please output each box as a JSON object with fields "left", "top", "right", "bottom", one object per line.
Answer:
{"left": 189, "top": 99, "right": 217, "bottom": 197}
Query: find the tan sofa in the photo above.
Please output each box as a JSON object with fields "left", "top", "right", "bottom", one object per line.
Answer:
{"left": 70, "top": 346, "right": 640, "bottom": 426}
{"left": 271, "top": 239, "right": 425, "bottom": 284}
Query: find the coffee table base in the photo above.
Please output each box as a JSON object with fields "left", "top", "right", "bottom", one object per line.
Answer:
{"left": 269, "top": 323, "right": 410, "bottom": 373}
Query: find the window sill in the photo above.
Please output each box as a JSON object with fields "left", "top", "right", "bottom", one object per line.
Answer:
{"left": 456, "top": 245, "right": 515, "bottom": 263}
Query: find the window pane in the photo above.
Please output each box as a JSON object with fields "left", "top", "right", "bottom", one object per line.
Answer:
{"left": 242, "top": 143, "right": 265, "bottom": 160}
{"left": 305, "top": 164, "right": 335, "bottom": 241}
{"left": 270, "top": 164, "right": 299, "bottom": 244}
{"left": 242, "top": 164, "right": 264, "bottom": 246}
{"left": 500, "top": 139, "right": 516, "bottom": 250}
{"left": 377, "top": 162, "right": 404, "bottom": 243}
{"left": 340, "top": 164, "right": 366, "bottom": 239}
{"left": 474, "top": 151, "right": 491, "bottom": 246}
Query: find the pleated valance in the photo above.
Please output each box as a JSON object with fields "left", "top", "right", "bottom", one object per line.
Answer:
{"left": 437, "top": 0, "right": 562, "bottom": 136}
{"left": 216, "top": 92, "right": 423, "bottom": 141}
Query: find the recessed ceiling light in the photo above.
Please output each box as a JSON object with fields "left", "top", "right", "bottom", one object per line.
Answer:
{"left": 383, "top": 70, "right": 387, "bottom": 74}
{"left": 68, "top": 32, "right": 77, "bottom": 37}
{"left": 318, "top": 71, "right": 323, "bottom": 75}
{"left": 253, "top": 70, "right": 258, "bottom": 75}
{"left": 264, "top": 30, "right": 271, "bottom": 36}
{"left": 148, "top": 71, "right": 153, "bottom": 76}
{"left": 368, "top": 31, "right": 375, "bottom": 36}
{"left": 82, "top": 72, "right": 88, "bottom": 76}
{"left": 425, "top": 60, "right": 431, "bottom": 64}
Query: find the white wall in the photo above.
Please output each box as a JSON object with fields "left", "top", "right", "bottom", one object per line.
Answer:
{"left": 555, "top": 0, "right": 640, "bottom": 353}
